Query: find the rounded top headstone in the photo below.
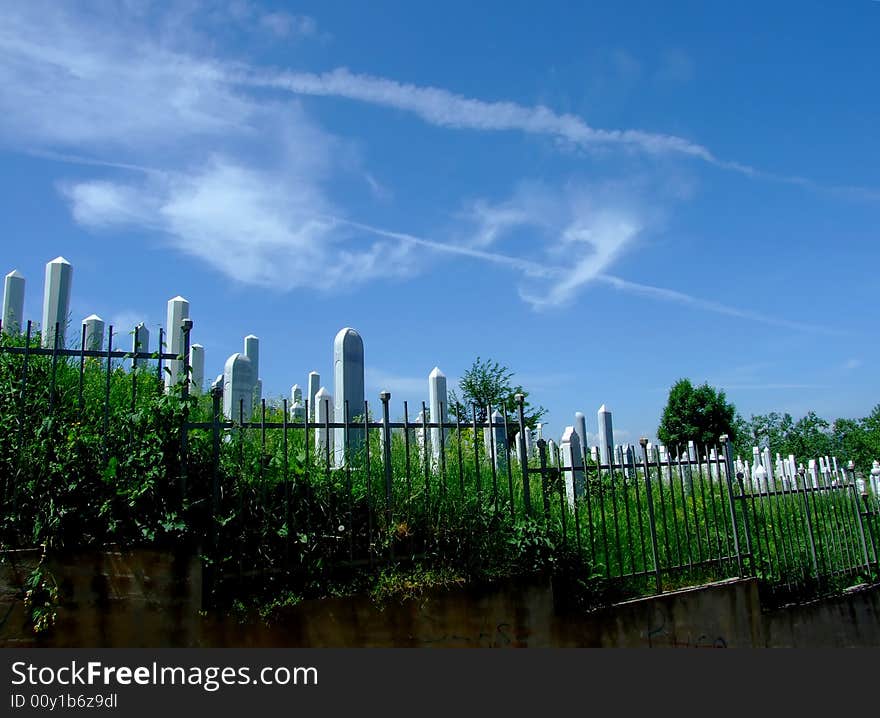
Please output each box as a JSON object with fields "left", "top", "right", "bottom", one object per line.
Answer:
{"left": 224, "top": 352, "right": 253, "bottom": 379}
{"left": 575, "top": 411, "right": 584, "bottom": 419}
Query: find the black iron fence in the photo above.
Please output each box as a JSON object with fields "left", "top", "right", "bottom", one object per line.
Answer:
{"left": 1, "top": 318, "right": 878, "bottom": 611}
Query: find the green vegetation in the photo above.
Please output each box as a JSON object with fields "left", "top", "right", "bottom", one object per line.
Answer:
{"left": 657, "top": 378, "right": 739, "bottom": 449}
{"left": 1, "top": 335, "right": 877, "bottom": 636}
{"left": 449, "top": 356, "right": 546, "bottom": 427}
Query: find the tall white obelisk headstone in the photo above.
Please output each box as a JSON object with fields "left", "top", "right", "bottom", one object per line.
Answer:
{"left": 597, "top": 404, "right": 614, "bottom": 466}
{"left": 333, "top": 328, "right": 365, "bottom": 466}
{"left": 428, "top": 366, "right": 448, "bottom": 463}
{"left": 164, "top": 296, "right": 190, "bottom": 390}
{"left": 2, "top": 270, "right": 25, "bottom": 335}
{"left": 189, "top": 344, "right": 205, "bottom": 395}
{"left": 82, "top": 314, "right": 105, "bottom": 352}
{"left": 42, "top": 257, "right": 73, "bottom": 348}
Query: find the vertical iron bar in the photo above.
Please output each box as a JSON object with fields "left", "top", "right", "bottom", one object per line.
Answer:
{"left": 629, "top": 448, "right": 648, "bottom": 577}
{"left": 421, "top": 400, "right": 430, "bottom": 514}
{"left": 487, "top": 403, "right": 499, "bottom": 516}
{"left": 48, "top": 322, "right": 60, "bottom": 413}
{"left": 620, "top": 449, "right": 636, "bottom": 576}
{"left": 720, "top": 436, "right": 744, "bottom": 578}
{"left": 798, "top": 470, "right": 820, "bottom": 580}
{"left": 156, "top": 327, "right": 164, "bottom": 391}
{"left": 455, "top": 405, "right": 464, "bottom": 496}
{"left": 282, "top": 398, "right": 290, "bottom": 564}
{"left": 403, "top": 401, "right": 412, "bottom": 522}
{"left": 345, "top": 400, "right": 354, "bottom": 562}
{"left": 364, "top": 400, "right": 373, "bottom": 568}
{"left": 179, "top": 320, "right": 192, "bottom": 506}
{"left": 380, "top": 392, "right": 393, "bottom": 538}
{"left": 598, "top": 449, "right": 611, "bottom": 576}
{"left": 103, "top": 326, "right": 113, "bottom": 436}
{"left": 675, "top": 449, "right": 695, "bottom": 572}
{"left": 712, "top": 445, "right": 733, "bottom": 569}
{"left": 651, "top": 448, "right": 670, "bottom": 572}
{"left": 471, "top": 404, "right": 482, "bottom": 505}
{"left": 609, "top": 451, "right": 623, "bottom": 576}
{"left": 77, "top": 323, "right": 86, "bottom": 418}
{"left": 501, "top": 403, "right": 515, "bottom": 520}
{"left": 515, "top": 394, "right": 531, "bottom": 516}
{"left": 537, "top": 439, "right": 550, "bottom": 522}
{"left": 640, "top": 438, "right": 663, "bottom": 593}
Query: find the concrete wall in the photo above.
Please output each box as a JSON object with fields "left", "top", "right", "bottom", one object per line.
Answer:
{"left": 1, "top": 549, "right": 878, "bottom": 647}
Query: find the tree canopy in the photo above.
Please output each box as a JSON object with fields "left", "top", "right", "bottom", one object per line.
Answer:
{"left": 657, "top": 378, "right": 739, "bottom": 450}
{"left": 449, "top": 356, "right": 546, "bottom": 429}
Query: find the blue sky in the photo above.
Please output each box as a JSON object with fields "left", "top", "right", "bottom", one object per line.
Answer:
{"left": 1, "top": 1, "right": 878, "bottom": 444}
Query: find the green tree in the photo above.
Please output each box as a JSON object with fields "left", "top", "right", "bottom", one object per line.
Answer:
{"left": 449, "top": 356, "right": 546, "bottom": 429}
{"left": 657, "top": 378, "right": 739, "bottom": 451}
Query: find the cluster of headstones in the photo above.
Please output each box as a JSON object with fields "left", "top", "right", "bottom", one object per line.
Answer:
{"left": 733, "top": 449, "right": 879, "bottom": 496}
{"left": 2, "top": 258, "right": 205, "bottom": 396}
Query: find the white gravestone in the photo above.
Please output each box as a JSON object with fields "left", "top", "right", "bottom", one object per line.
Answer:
{"left": 315, "top": 387, "right": 334, "bottom": 457}
{"left": 307, "top": 372, "right": 320, "bottom": 421}
{"left": 488, "top": 409, "right": 507, "bottom": 472}
{"left": 597, "top": 405, "right": 614, "bottom": 466}
{"left": 164, "top": 296, "right": 190, "bottom": 390}
{"left": 82, "top": 314, "right": 105, "bottom": 352}
{"left": 808, "top": 459, "right": 819, "bottom": 489}
{"left": 560, "top": 426, "right": 585, "bottom": 509}
{"left": 41, "top": 257, "right": 72, "bottom": 348}
{"left": 333, "top": 328, "right": 365, "bottom": 466}
{"left": 575, "top": 412, "right": 587, "bottom": 458}
{"left": 222, "top": 353, "right": 254, "bottom": 422}
{"left": 870, "top": 461, "right": 880, "bottom": 497}
{"left": 547, "top": 439, "right": 559, "bottom": 468}
{"left": 2, "top": 269, "right": 25, "bottom": 335}
{"left": 189, "top": 344, "right": 205, "bottom": 395}
{"left": 132, "top": 323, "right": 149, "bottom": 369}
{"left": 428, "top": 367, "right": 448, "bottom": 463}
{"left": 244, "top": 334, "right": 261, "bottom": 406}
{"left": 290, "top": 384, "right": 305, "bottom": 421}
{"left": 754, "top": 462, "right": 768, "bottom": 493}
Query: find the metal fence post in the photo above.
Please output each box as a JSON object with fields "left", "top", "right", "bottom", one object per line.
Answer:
{"left": 720, "top": 435, "right": 745, "bottom": 577}
{"left": 380, "top": 391, "right": 393, "bottom": 530}
{"left": 180, "top": 318, "right": 193, "bottom": 506}
{"left": 204, "top": 383, "right": 222, "bottom": 609}
{"left": 516, "top": 393, "right": 532, "bottom": 516}
{"left": 798, "top": 466, "right": 820, "bottom": 579}
{"left": 640, "top": 437, "right": 663, "bottom": 593}
{"left": 845, "top": 461, "right": 872, "bottom": 573}
{"left": 536, "top": 439, "right": 551, "bottom": 521}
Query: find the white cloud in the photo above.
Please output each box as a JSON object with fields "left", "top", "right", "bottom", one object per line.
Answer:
{"left": 259, "top": 12, "right": 317, "bottom": 38}
{"left": 842, "top": 358, "right": 862, "bottom": 371}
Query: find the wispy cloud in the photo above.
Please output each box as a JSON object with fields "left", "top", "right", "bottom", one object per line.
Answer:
{"left": 239, "top": 66, "right": 880, "bottom": 200}
{"left": 595, "top": 275, "right": 841, "bottom": 334}
{"left": 842, "top": 358, "right": 862, "bottom": 371}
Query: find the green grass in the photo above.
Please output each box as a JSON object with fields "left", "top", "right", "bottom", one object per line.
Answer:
{"left": 1, "top": 327, "right": 877, "bottom": 627}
